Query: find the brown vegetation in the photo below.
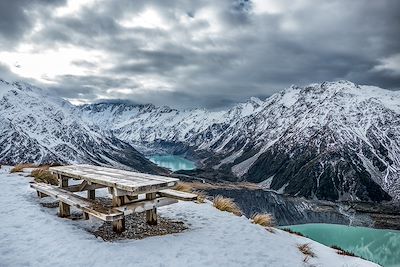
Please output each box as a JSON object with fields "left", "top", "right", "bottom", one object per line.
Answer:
{"left": 331, "top": 245, "right": 356, "bottom": 257}
{"left": 174, "top": 182, "right": 208, "bottom": 203}
{"left": 10, "top": 163, "right": 35, "bottom": 173}
{"left": 251, "top": 213, "right": 275, "bottom": 227}
{"left": 195, "top": 191, "right": 207, "bottom": 203}
{"left": 30, "top": 167, "right": 58, "bottom": 185}
{"left": 281, "top": 228, "right": 305, "bottom": 237}
{"left": 298, "top": 243, "right": 316, "bottom": 262}
{"left": 212, "top": 195, "right": 242, "bottom": 216}
{"left": 174, "top": 182, "right": 193, "bottom": 193}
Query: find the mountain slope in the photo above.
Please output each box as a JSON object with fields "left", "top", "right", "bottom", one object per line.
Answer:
{"left": 0, "top": 167, "right": 380, "bottom": 267}
{"left": 82, "top": 81, "right": 400, "bottom": 201}
{"left": 0, "top": 79, "right": 162, "bottom": 173}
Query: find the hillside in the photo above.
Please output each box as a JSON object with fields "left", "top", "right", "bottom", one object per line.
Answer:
{"left": 1, "top": 78, "right": 399, "bottom": 201}
{"left": 0, "top": 167, "right": 379, "bottom": 267}
{"left": 82, "top": 81, "right": 400, "bottom": 201}
{"left": 0, "top": 79, "right": 162, "bottom": 174}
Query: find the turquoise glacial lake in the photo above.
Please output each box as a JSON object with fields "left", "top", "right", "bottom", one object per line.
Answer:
{"left": 284, "top": 223, "right": 400, "bottom": 267}
{"left": 149, "top": 155, "right": 196, "bottom": 171}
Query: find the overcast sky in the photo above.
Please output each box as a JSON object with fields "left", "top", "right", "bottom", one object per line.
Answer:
{"left": 0, "top": 0, "right": 399, "bottom": 108}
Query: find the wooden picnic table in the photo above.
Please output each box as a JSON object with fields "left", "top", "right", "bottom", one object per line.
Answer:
{"left": 30, "top": 164, "right": 197, "bottom": 233}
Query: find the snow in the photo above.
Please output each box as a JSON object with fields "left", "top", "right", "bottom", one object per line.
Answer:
{"left": 0, "top": 79, "right": 151, "bottom": 170}
{"left": 4, "top": 77, "right": 398, "bottom": 199}
{"left": 0, "top": 167, "right": 379, "bottom": 267}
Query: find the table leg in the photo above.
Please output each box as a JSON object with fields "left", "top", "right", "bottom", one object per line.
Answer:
{"left": 84, "top": 182, "right": 96, "bottom": 220}
{"left": 146, "top": 192, "right": 157, "bottom": 225}
{"left": 58, "top": 175, "right": 70, "bottom": 218}
{"left": 112, "top": 195, "right": 125, "bottom": 233}
{"left": 37, "top": 191, "right": 47, "bottom": 198}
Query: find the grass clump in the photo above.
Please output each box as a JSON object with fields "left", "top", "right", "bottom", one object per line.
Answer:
{"left": 174, "top": 182, "right": 193, "bottom": 193}
{"left": 31, "top": 167, "right": 58, "bottom": 185}
{"left": 281, "top": 228, "right": 305, "bottom": 237}
{"left": 195, "top": 191, "right": 207, "bottom": 203}
{"left": 213, "top": 195, "right": 242, "bottom": 216}
{"left": 331, "top": 245, "right": 356, "bottom": 257}
{"left": 251, "top": 213, "right": 275, "bottom": 227}
{"left": 298, "top": 243, "right": 316, "bottom": 262}
{"left": 174, "top": 182, "right": 208, "bottom": 204}
{"left": 10, "top": 163, "right": 35, "bottom": 173}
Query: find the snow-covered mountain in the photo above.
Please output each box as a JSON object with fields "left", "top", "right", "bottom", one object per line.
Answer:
{"left": 0, "top": 79, "right": 162, "bottom": 173}
{"left": 81, "top": 81, "right": 400, "bottom": 202}
{"left": 1, "top": 77, "right": 398, "bottom": 201}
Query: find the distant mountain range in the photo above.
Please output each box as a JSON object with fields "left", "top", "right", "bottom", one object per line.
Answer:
{"left": 81, "top": 81, "right": 400, "bottom": 202}
{"left": 1, "top": 78, "right": 399, "bottom": 202}
{"left": 0, "top": 79, "right": 163, "bottom": 174}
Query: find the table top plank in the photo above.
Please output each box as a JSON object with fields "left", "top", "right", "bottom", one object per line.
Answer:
{"left": 49, "top": 164, "right": 178, "bottom": 193}
{"left": 81, "top": 165, "right": 177, "bottom": 183}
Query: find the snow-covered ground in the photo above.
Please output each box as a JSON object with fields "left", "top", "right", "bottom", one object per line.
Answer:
{"left": 0, "top": 167, "right": 379, "bottom": 267}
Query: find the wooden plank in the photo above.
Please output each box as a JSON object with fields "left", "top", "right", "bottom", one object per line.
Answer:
{"left": 37, "top": 191, "right": 48, "bottom": 198}
{"left": 88, "top": 189, "right": 95, "bottom": 200}
{"left": 49, "top": 165, "right": 179, "bottom": 193}
{"left": 114, "top": 197, "right": 178, "bottom": 216}
{"left": 158, "top": 189, "right": 198, "bottom": 201}
{"left": 51, "top": 164, "right": 178, "bottom": 183}
{"left": 31, "top": 183, "right": 124, "bottom": 221}
{"left": 112, "top": 195, "right": 125, "bottom": 233}
{"left": 64, "top": 183, "right": 106, "bottom": 193}
{"left": 84, "top": 182, "right": 96, "bottom": 220}
{"left": 81, "top": 164, "right": 177, "bottom": 183}
{"left": 52, "top": 169, "right": 175, "bottom": 193}
{"left": 59, "top": 175, "right": 70, "bottom": 218}
{"left": 146, "top": 192, "right": 157, "bottom": 225}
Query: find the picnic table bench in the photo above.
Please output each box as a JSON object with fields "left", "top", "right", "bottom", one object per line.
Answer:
{"left": 30, "top": 164, "right": 197, "bottom": 233}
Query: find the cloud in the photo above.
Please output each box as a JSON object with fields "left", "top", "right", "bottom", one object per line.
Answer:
{"left": 373, "top": 54, "right": 400, "bottom": 76}
{"left": 0, "top": 0, "right": 66, "bottom": 47}
{"left": 0, "top": 0, "right": 399, "bottom": 108}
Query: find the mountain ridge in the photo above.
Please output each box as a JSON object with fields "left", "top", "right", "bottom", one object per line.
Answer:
{"left": 1, "top": 78, "right": 399, "bottom": 202}
{"left": 81, "top": 80, "right": 400, "bottom": 202}
{"left": 0, "top": 79, "right": 163, "bottom": 174}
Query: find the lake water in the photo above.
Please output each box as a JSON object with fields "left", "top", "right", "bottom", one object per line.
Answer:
{"left": 148, "top": 155, "right": 196, "bottom": 171}
{"left": 283, "top": 223, "right": 400, "bottom": 267}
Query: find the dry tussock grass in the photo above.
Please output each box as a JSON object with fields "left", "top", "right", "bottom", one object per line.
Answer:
{"left": 175, "top": 182, "right": 208, "bottom": 203}
{"left": 174, "top": 182, "right": 193, "bottom": 193}
{"left": 10, "top": 163, "right": 35, "bottom": 173}
{"left": 251, "top": 213, "right": 275, "bottom": 227}
{"left": 213, "top": 195, "right": 242, "bottom": 216}
{"left": 31, "top": 167, "right": 58, "bottom": 185}
{"left": 195, "top": 191, "right": 207, "bottom": 203}
{"left": 298, "top": 243, "right": 316, "bottom": 262}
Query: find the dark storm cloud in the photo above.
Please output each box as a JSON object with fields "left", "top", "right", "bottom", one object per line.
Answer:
{"left": 0, "top": 0, "right": 66, "bottom": 47}
{"left": 0, "top": 0, "right": 399, "bottom": 108}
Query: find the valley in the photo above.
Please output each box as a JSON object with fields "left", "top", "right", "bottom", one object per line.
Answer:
{"left": 81, "top": 80, "right": 400, "bottom": 203}
{"left": 1, "top": 78, "right": 400, "bottom": 231}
